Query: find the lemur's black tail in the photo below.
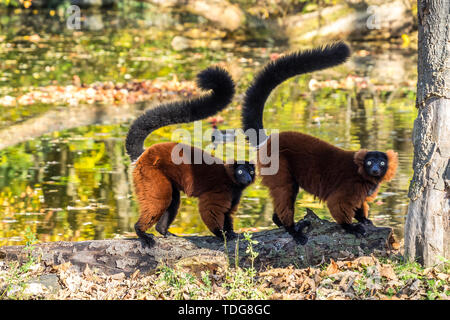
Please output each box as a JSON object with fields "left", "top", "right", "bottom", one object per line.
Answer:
{"left": 242, "top": 42, "right": 351, "bottom": 146}
{"left": 126, "top": 66, "right": 235, "bottom": 162}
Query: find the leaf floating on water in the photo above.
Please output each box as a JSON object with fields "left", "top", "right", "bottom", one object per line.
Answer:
{"left": 0, "top": 78, "right": 199, "bottom": 107}
{"left": 308, "top": 74, "right": 415, "bottom": 92}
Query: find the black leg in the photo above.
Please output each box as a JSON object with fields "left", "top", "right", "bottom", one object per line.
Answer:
{"left": 272, "top": 212, "right": 283, "bottom": 227}
{"left": 135, "top": 223, "right": 156, "bottom": 247}
{"left": 276, "top": 181, "right": 309, "bottom": 244}
{"left": 295, "top": 220, "right": 311, "bottom": 233}
{"left": 354, "top": 207, "right": 374, "bottom": 226}
{"left": 341, "top": 223, "right": 366, "bottom": 237}
{"left": 222, "top": 213, "right": 237, "bottom": 240}
{"left": 289, "top": 182, "right": 309, "bottom": 244}
{"left": 285, "top": 224, "right": 308, "bottom": 245}
{"left": 155, "top": 188, "right": 180, "bottom": 236}
{"left": 211, "top": 212, "right": 237, "bottom": 241}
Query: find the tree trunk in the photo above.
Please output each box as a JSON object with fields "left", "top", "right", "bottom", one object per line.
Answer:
{"left": 404, "top": 0, "right": 450, "bottom": 267}
{"left": 0, "top": 209, "right": 396, "bottom": 276}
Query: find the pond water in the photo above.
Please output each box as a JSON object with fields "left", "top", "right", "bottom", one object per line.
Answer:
{"left": 0, "top": 3, "right": 417, "bottom": 246}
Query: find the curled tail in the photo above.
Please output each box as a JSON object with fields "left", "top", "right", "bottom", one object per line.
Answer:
{"left": 126, "top": 66, "right": 235, "bottom": 162}
{"left": 242, "top": 42, "right": 351, "bottom": 146}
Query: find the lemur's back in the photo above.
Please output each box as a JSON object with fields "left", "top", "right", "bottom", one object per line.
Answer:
{"left": 258, "top": 131, "right": 359, "bottom": 200}
{"left": 135, "top": 142, "right": 232, "bottom": 197}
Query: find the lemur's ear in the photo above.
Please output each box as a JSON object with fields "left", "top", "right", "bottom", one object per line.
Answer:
{"left": 382, "top": 150, "right": 398, "bottom": 182}
{"left": 354, "top": 149, "right": 368, "bottom": 176}
{"left": 245, "top": 160, "right": 256, "bottom": 168}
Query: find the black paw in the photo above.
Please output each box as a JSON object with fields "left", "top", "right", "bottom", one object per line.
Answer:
{"left": 361, "top": 218, "right": 374, "bottom": 226}
{"left": 285, "top": 222, "right": 309, "bottom": 245}
{"left": 215, "top": 230, "right": 238, "bottom": 241}
{"left": 162, "top": 231, "right": 177, "bottom": 238}
{"left": 155, "top": 227, "right": 167, "bottom": 236}
{"left": 342, "top": 223, "right": 366, "bottom": 238}
{"left": 354, "top": 224, "right": 366, "bottom": 236}
{"left": 225, "top": 231, "right": 238, "bottom": 240}
{"left": 293, "top": 233, "right": 308, "bottom": 245}
{"left": 135, "top": 224, "right": 156, "bottom": 247}
{"left": 295, "top": 220, "right": 311, "bottom": 233}
{"left": 138, "top": 233, "right": 156, "bottom": 247}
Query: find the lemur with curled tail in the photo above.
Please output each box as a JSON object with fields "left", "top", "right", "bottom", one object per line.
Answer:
{"left": 241, "top": 42, "right": 398, "bottom": 244}
{"left": 126, "top": 66, "right": 255, "bottom": 247}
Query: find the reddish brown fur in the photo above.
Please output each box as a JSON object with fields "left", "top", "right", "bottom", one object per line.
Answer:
{"left": 258, "top": 131, "right": 398, "bottom": 226}
{"left": 133, "top": 142, "right": 245, "bottom": 236}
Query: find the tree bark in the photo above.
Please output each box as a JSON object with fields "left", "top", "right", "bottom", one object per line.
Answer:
{"left": 0, "top": 209, "right": 396, "bottom": 276}
{"left": 404, "top": 0, "right": 450, "bottom": 266}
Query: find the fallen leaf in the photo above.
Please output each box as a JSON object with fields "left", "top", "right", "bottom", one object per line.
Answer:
{"left": 111, "top": 272, "right": 126, "bottom": 281}
{"left": 380, "top": 265, "right": 397, "bottom": 280}
{"left": 131, "top": 269, "right": 140, "bottom": 280}
{"left": 390, "top": 241, "right": 401, "bottom": 250}
{"left": 326, "top": 259, "right": 340, "bottom": 276}
{"left": 83, "top": 265, "right": 93, "bottom": 277}
{"left": 422, "top": 267, "right": 433, "bottom": 276}
{"left": 270, "top": 53, "right": 280, "bottom": 61}
{"left": 53, "top": 262, "right": 72, "bottom": 272}
{"left": 436, "top": 273, "right": 448, "bottom": 281}
{"left": 353, "top": 256, "right": 377, "bottom": 268}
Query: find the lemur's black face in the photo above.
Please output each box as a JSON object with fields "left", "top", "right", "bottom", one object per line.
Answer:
{"left": 364, "top": 152, "right": 388, "bottom": 178}
{"left": 234, "top": 162, "right": 255, "bottom": 186}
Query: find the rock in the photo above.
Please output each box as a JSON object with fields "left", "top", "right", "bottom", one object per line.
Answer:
{"left": 30, "top": 274, "right": 62, "bottom": 294}
{"left": 23, "top": 282, "right": 47, "bottom": 296}
{"left": 284, "top": 0, "right": 414, "bottom": 44}
{"left": 175, "top": 255, "right": 228, "bottom": 277}
{"left": 70, "top": 0, "right": 116, "bottom": 8}
{"left": 171, "top": 36, "right": 191, "bottom": 51}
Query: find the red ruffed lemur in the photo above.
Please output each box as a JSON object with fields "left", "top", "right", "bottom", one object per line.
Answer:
{"left": 126, "top": 66, "right": 255, "bottom": 247}
{"left": 241, "top": 42, "right": 398, "bottom": 244}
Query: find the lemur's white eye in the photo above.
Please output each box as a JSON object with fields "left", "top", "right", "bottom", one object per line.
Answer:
{"left": 250, "top": 171, "right": 254, "bottom": 175}
{"left": 380, "top": 161, "right": 385, "bottom": 166}
{"left": 367, "top": 161, "right": 372, "bottom": 166}
{"left": 238, "top": 170, "right": 243, "bottom": 174}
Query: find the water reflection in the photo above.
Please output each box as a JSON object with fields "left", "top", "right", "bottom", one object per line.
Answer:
{"left": 0, "top": 87, "right": 415, "bottom": 245}
{"left": 0, "top": 6, "right": 417, "bottom": 245}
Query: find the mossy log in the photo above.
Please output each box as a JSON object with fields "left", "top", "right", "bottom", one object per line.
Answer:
{"left": 0, "top": 209, "right": 396, "bottom": 276}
